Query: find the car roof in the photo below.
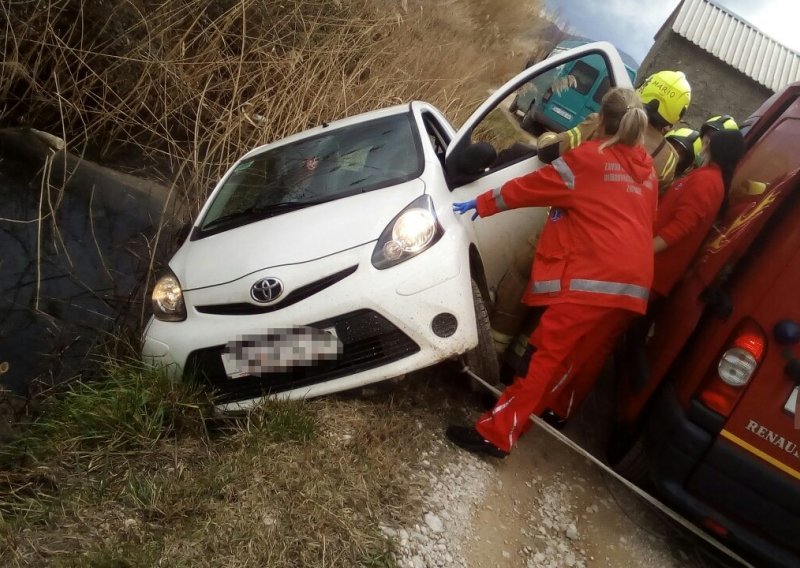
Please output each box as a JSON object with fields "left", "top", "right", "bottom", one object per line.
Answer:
{"left": 240, "top": 103, "right": 413, "bottom": 161}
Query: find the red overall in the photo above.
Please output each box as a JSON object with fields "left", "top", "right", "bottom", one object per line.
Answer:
{"left": 473, "top": 140, "right": 657, "bottom": 452}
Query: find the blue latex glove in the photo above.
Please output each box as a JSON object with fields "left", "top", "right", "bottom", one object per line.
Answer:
{"left": 452, "top": 199, "right": 479, "bottom": 221}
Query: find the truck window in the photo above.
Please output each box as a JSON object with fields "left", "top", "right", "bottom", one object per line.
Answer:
{"left": 570, "top": 60, "right": 600, "bottom": 96}
{"left": 593, "top": 76, "right": 611, "bottom": 105}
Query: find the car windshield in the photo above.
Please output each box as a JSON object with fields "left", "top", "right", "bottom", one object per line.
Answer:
{"left": 199, "top": 113, "right": 422, "bottom": 234}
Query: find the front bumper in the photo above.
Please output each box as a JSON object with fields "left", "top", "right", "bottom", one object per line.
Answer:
{"left": 143, "top": 235, "right": 478, "bottom": 408}
{"left": 644, "top": 385, "right": 800, "bottom": 568}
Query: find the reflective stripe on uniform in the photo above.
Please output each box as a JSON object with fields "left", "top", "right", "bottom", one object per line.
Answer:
{"left": 550, "top": 364, "right": 573, "bottom": 393}
{"left": 571, "top": 126, "right": 582, "bottom": 148}
{"left": 492, "top": 187, "right": 509, "bottom": 211}
{"left": 551, "top": 157, "right": 575, "bottom": 189}
{"left": 532, "top": 279, "right": 561, "bottom": 294}
{"left": 660, "top": 150, "right": 676, "bottom": 179}
{"left": 569, "top": 278, "right": 649, "bottom": 301}
{"left": 567, "top": 128, "right": 580, "bottom": 150}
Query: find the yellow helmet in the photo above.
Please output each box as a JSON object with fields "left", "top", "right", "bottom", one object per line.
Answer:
{"left": 665, "top": 128, "right": 701, "bottom": 174}
{"left": 636, "top": 70, "right": 692, "bottom": 128}
{"left": 700, "top": 114, "right": 738, "bottom": 138}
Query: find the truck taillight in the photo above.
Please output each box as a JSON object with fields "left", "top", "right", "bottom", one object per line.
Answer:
{"left": 698, "top": 319, "right": 766, "bottom": 417}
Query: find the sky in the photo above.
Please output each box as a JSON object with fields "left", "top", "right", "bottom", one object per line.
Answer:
{"left": 544, "top": 0, "right": 800, "bottom": 64}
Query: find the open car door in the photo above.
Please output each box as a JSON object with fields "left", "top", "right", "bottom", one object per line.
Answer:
{"left": 443, "top": 41, "right": 633, "bottom": 291}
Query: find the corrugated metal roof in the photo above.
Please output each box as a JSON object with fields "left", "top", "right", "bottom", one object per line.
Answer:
{"left": 672, "top": 0, "right": 800, "bottom": 92}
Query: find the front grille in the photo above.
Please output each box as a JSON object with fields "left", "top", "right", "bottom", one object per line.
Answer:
{"left": 195, "top": 265, "right": 358, "bottom": 315}
{"left": 186, "top": 309, "right": 419, "bottom": 403}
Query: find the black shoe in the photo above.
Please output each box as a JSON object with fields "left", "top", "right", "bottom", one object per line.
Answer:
{"left": 540, "top": 409, "right": 567, "bottom": 431}
{"left": 445, "top": 425, "right": 508, "bottom": 458}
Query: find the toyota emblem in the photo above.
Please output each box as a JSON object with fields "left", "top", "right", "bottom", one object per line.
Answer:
{"left": 251, "top": 277, "right": 284, "bottom": 303}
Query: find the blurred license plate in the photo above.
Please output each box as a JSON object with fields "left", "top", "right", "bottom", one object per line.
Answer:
{"left": 552, "top": 106, "right": 572, "bottom": 120}
{"left": 785, "top": 386, "right": 799, "bottom": 415}
{"left": 221, "top": 327, "right": 341, "bottom": 379}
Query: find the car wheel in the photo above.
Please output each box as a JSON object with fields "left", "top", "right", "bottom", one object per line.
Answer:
{"left": 607, "top": 423, "right": 650, "bottom": 485}
{"left": 466, "top": 279, "right": 501, "bottom": 391}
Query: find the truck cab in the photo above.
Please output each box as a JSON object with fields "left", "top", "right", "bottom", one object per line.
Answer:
{"left": 615, "top": 83, "right": 800, "bottom": 567}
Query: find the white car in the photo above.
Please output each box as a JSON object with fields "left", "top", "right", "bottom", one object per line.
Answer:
{"left": 142, "top": 42, "right": 632, "bottom": 410}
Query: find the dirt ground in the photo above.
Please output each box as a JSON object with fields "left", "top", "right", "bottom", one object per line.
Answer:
{"left": 408, "top": 365, "right": 744, "bottom": 568}
{"left": 463, "top": 428, "right": 730, "bottom": 568}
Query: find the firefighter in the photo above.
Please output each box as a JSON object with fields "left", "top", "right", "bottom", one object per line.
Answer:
{"left": 445, "top": 88, "right": 657, "bottom": 457}
{"left": 537, "top": 69, "right": 691, "bottom": 192}
{"left": 489, "top": 70, "right": 692, "bottom": 356}
{"left": 664, "top": 128, "right": 702, "bottom": 178}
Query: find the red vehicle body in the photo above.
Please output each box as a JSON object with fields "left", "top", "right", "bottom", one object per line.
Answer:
{"left": 615, "top": 83, "right": 800, "bottom": 567}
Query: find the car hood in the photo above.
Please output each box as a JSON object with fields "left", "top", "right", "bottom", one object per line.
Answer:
{"left": 173, "top": 179, "right": 426, "bottom": 290}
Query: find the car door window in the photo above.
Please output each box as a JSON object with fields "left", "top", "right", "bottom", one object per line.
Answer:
{"left": 446, "top": 44, "right": 626, "bottom": 181}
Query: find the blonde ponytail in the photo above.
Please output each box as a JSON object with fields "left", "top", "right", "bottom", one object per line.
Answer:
{"left": 599, "top": 88, "right": 647, "bottom": 150}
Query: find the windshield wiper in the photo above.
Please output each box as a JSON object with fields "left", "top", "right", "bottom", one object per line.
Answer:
{"left": 201, "top": 200, "right": 322, "bottom": 232}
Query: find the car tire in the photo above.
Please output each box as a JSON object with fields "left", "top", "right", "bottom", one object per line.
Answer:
{"left": 607, "top": 423, "right": 650, "bottom": 485}
{"left": 466, "top": 279, "right": 501, "bottom": 392}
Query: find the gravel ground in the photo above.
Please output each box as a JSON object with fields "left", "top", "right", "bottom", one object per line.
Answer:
{"left": 379, "top": 373, "right": 735, "bottom": 568}
{"left": 383, "top": 437, "right": 493, "bottom": 568}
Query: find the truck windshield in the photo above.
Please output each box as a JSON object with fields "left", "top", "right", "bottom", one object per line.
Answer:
{"left": 198, "top": 113, "right": 422, "bottom": 235}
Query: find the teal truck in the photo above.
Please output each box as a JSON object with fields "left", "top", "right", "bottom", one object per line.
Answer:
{"left": 511, "top": 39, "right": 638, "bottom": 133}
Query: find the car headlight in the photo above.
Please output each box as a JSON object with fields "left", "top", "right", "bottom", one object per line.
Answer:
{"left": 372, "top": 194, "right": 443, "bottom": 269}
{"left": 151, "top": 270, "right": 187, "bottom": 322}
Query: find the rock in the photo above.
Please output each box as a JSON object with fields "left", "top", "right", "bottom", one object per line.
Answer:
{"left": 566, "top": 524, "right": 579, "bottom": 540}
{"left": 424, "top": 512, "right": 444, "bottom": 533}
{"left": 411, "top": 555, "right": 425, "bottom": 568}
{"left": 502, "top": 550, "right": 511, "bottom": 559}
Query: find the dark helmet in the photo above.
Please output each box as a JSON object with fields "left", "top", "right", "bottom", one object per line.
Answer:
{"left": 700, "top": 115, "right": 738, "bottom": 139}
{"left": 665, "top": 128, "right": 701, "bottom": 175}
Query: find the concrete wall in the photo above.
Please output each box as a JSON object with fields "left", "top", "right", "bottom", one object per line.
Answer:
{"left": 637, "top": 33, "right": 773, "bottom": 131}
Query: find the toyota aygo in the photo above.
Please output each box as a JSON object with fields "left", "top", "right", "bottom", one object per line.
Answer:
{"left": 142, "top": 42, "right": 633, "bottom": 410}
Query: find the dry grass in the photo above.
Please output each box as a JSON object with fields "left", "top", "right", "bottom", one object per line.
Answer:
{"left": 1, "top": 0, "right": 538, "bottom": 212}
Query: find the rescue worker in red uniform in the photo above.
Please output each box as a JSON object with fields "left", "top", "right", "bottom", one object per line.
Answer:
{"left": 546, "top": 124, "right": 745, "bottom": 421}
{"left": 652, "top": 127, "right": 745, "bottom": 298}
{"left": 445, "top": 88, "right": 657, "bottom": 457}
{"left": 490, "top": 70, "right": 692, "bottom": 356}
